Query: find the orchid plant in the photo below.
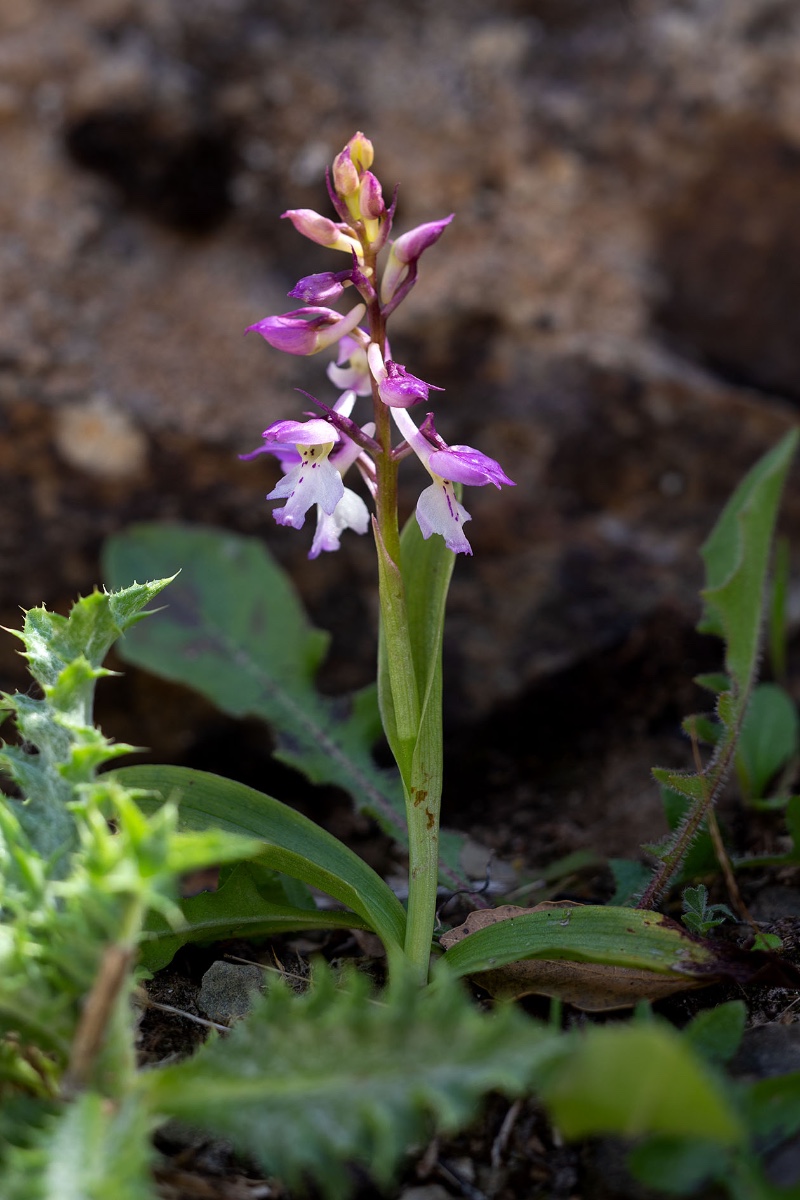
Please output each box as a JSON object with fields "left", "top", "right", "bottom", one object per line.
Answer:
{"left": 240, "top": 132, "right": 514, "bottom": 980}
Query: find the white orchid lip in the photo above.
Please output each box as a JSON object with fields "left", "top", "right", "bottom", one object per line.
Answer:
{"left": 389, "top": 407, "right": 514, "bottom": 555}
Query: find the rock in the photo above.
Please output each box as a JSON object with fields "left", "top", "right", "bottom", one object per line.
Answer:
{"left": 198, "top": 959, "right": 264, "bottom": 1023}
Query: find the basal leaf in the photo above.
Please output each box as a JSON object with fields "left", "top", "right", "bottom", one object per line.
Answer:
{"left": 441, "top": 904, "right": 721, "bottom": 977}
{"left": 141, "top": 859, "right": 373, "bottom": 974}
{"left": 112, "top": 764, "right": 407, "bottom": 956}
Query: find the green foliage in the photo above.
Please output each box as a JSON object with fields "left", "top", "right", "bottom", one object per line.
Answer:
{"left": 0, "top": 581, "right": 261, "bottom": 1192}
{"left": 377, "top": 506, "right": 458, "bottom": 972}
{"left": 147, "top": 963, "right": 560, "bottom": 1200}
{"left": 103, "top": 522, "right": 469, "bottom": 890}
{"left": 607, "top": 856, "right": 652, "bottom": 906}
{"left": 682, "top": 1000, "right": 746, "bottom": 1067}
{"left": 643, "top": 429, "right": 799, "bottom": 906}
{"left": 442, "top": 904, "right": 721, "bottom": 979}
{"left": 113, "top": 763, "right": 407, "bottom": 961}
{"left": 1, "top": 1093, "right": 155, "bottom": 1200}
{"left": 0, "top": 582, "right": 170, "bottom": 868}
{"left": 140, "top": 859, "right": 373, "bottom": 974}
{"left": 681, "top": 884, "right": 735, "bottom": 936}
{"left": 659, "top": 786, "right": 717, "bottom": 883}
{"left": 539, "top": 1020, "right": 743, "bottom": 1143}
{"left": 736, "top": 682, "right": 799, "bottom": 805}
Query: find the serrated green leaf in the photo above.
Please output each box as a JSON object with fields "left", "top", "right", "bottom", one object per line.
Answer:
{"left": 736, "top": 682, "right": 799, "bottom": 802}
{"left": 1, "top": 580, "right": 172, "bottom": 868}
{"left": 695, "top": 673, "right": 731, "bottom": 695}
{"left": 103, "top": 524, "right": 410, "bottom": 844}
{"left": 0, "top": 1092, "right": 156, "bottom": 1200}
{"left": 111, "top": 764, "right": 407, "bottom": 956}
{"left": 699, "top": 429, "right": 798, "bottom": 702}
{"left": 540, "top": 1022, "right": 743, "bottom": 1143}
{"left": 442, "top": 905, "right": 719, "bottom": 978}
{"left": 146, "top": 965, "right": 559, "bottom": 1199}
{"left": 682, "top": 1000, "right": 746, "bottom": 1066}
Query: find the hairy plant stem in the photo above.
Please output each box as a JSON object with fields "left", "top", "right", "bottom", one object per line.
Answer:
{"left": 638, "top": 706, "right": 743, "bottom": 910}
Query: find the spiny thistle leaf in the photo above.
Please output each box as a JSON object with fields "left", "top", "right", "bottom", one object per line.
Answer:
{"left": 147, "top": 965, "right": 559, "bottom": 1199}
{"left": 0, "top": 1092, "right": 156, "bottom": 1200}
{"left": 0, "top": 580, "right": 172, "bottom": 867}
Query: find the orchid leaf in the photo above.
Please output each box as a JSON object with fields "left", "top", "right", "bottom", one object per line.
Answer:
{"left": 441, "top": 903, "right": 732, "bottom": 991}
{"left": 402, "top": 507, "right": 457, "bottom": 879}
{"left": 111, "top": 764, "right": 407, "bottom": 956}
{"left": 698, "top": 428, "right": 799, "bottom": 696}
{"left": 141, "top": 860, "right": 374, "bottom": 974}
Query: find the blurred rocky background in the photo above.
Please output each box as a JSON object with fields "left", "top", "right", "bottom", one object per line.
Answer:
{"left": 3, "top": 0, "right": 800, "bottom": 860}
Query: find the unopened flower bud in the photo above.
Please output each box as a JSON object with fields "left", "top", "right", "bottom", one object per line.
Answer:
{"left": 332, "top": 146, "right": 359, "bottom": 197}
{"left": 347, "top": 131, "right": 374, "bottom": 172}
{"left": 380, "top": 215, "right": 454, "bottom": 304}
{"left": 359, "top": 172, "right": 385, "bottom": 220}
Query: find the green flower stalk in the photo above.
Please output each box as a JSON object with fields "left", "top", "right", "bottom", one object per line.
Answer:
{"left": 242, "top": 133, "right": 515, "bottom": 980}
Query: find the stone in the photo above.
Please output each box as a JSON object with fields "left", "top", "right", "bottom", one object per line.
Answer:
{"left": 198, "top": 959, "right": 264, "bottom": 1023}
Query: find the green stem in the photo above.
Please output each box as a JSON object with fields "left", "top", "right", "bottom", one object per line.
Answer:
{"left": 364, "top": 243, "right": 451, "bottom": 983}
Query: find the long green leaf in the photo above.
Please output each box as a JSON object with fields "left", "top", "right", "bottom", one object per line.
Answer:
{"left": 112, "top": 764, "right": 406, "bottom": 954}
{"left": 141, "top": 860, "right": 373, "bottom": 973}
{"left": 442, "top": 905, "right": 721, "bottom": 977}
